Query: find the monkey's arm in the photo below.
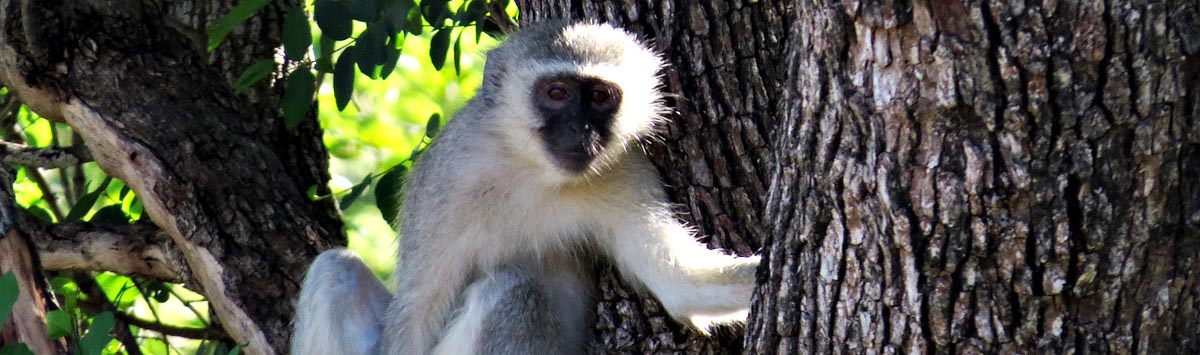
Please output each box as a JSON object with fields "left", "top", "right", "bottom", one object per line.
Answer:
{"left": 292, "top": 249, "right": 392, "bottom": 355}
{"left": 604, "top": 207, "right": 760, "bottom": 330}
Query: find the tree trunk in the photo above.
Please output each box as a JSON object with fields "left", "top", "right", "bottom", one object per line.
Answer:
{"left": 750, "top": 0, "right": 1200, "bottom": 354}
{"left": 0, "top": 1, "right": 342, "bottom": 353}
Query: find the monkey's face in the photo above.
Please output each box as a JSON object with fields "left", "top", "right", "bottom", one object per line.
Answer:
{"left": 485, "top": 22, "right": 665, "bottom": 182}
{"left": 531, "top": 75, "right": 623, "bottom": 174}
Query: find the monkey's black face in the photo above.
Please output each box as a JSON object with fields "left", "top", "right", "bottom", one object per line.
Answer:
{"left": 532, "top": 75, "right": 622, "bottom": 174}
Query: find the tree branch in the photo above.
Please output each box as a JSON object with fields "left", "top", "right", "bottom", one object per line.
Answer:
{"left": 0, "top": 141, "right": 93, "bottom": 168}
{"left": 115, "top": 311, "right": 229, "bottom": 341}
{"left": 23, "top": 218, "right": 188, "bottom": 283}
{"left": 0, "top": 164, "right": 66, "bottom": 354}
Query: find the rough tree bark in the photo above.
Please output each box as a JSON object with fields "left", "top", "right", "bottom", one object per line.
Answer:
{"left": 751, "top": 0, "right": 1200, "bottom": 354}
{"left": 0, "top": 0, "right": 342, "bottom": 353}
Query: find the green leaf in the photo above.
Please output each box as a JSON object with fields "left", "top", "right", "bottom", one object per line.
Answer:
{"left": 90, "top": 205, "right": 129, "bottom": 224}
{"left": 339, "top": 174, "right": 374, "bottom": 209}
{"left": 226, "top": 345, "right": 242, "bottom": 355}
{"left": 45, "top": 310, "right": 72, "bottom": 340}
{"left": 66, "top": 177, "right": 112, "bottom": 222}
{"left": 478, "top": 16, "right": 505, "bottom": 39}
{"left": 143, "top": 281, "right": 171, "bottom": 303}
{"left": 208, "top": 0, "right": 272, "bottom": 52}
{"left": 79, "top": 311, "right": 115, "bottom": 355}
{"left": 0, "top": 271, "right": 17, "bottom": 326}
{"left": 380, "top": 34, "right": 402, "bottom": 79}
{"left": 384, "top": 0, "right": 414, "bottom": 33}
{"left": 453, "top": 30, "right": 463, "bottom": 76}
{"left": 375, "top": 165, "right": 407, "bottom": 225}
{"left": 460, "top": 0, "right": 487, "bottom": 25}
{"left": 315, "top": 0, "right": 354, "bottom": 40}
{"left": 404, "top": 5, "right": 424, "bottom": 35}
{"left": 25, "top": 205, "right": 53, "bottom": 222}
{"left": 0, "top": 344, "right": 34, "bottom": 355}
{"left": 283, "top": 7, "right": 313, "bottom": 61}
{"left": 425, "top": 113, "right": 441, "bottom": 138}
{"left": 348, "top": 0, "right": 377, "bottom": 21}
{"left": 334, "top": 47, "right": 357, "bottom": 110}
{"left": 356, "top": 26, "right": 385, "bottom": 77}
{"left": 316, "top": 35, "right": 336, "bottom": 73}
{"left": 283, "top": 67, "right": 316, "bottom": 129}
{"left": 421, "top": 0, "right": 448, "bottom": 29}
{"left": 232, "top": 60, "right": 276, "bottom": 93}
{"left": 429, "top": 28, "right": 451, "bottom": 71}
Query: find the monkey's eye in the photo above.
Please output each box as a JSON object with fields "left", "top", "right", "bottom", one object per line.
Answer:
{"left": 547, "top": 86, "right": 568, "bottom": 101}
{"left": 590, "top": 88, "right": 612, "bottom": 104}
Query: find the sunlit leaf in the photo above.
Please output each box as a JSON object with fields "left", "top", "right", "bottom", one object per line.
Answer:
{"left": 429, "top": 28, "right": 451, "bottom": 70}
{"left": 334, "top": 47, "right": 357, "bottom": 110}
{"left": 283, "top": 67, "right": 316, "bottom": 128}
{"left": 207, "top": 0, "right": 272, "bottom": 51}
{"left": 79, "top": 312, "right": 115, "bottom": 355}
{"left": 315, "top": 0, "right": 354, "bottom": 40}
{"left": 283, "top": 7, "right": 313, "bottom": 61}
{"left": 45, "top": 310, "right": 72, "bottom": 340}
{"left": 375, "top": 165, "right": 407, "bottom": 225}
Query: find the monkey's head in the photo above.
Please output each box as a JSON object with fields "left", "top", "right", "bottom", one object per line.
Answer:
{"left": 481, "top": 22, "right": 665, "bottom": 181}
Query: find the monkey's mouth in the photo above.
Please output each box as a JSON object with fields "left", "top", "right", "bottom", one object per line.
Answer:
{"left": 546, "top": 145, "right": 600, "bottom": 174}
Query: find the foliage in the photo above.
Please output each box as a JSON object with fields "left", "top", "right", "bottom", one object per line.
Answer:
{"left": 0, "top": 0, "right": 512, "bottom": 353}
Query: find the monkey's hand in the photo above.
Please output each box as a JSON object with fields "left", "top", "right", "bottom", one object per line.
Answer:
{"left": 604, "top": 208, "right": 760, "bottom": 333}
{"left": 292, "top": 249, "right": 392, "bottom": 355}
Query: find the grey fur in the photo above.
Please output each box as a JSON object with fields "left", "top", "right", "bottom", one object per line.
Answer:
{"left": 292, "top": 21, "right": 759, "bottom": 355}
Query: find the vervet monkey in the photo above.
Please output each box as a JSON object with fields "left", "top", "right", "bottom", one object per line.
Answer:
{"left": 292, "top": 21, "right": 761, "bottom": 355}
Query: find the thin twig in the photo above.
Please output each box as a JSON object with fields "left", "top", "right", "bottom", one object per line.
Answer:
{"left": 24, "top": 168, "right": 65, "bottom": 220}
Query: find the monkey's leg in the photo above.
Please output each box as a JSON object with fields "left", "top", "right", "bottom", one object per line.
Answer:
{"left": 431, "top": 265, "right": 593, "bottom": 355}
{"left": 292, "top": 249, "right": 392, "bottom": 355}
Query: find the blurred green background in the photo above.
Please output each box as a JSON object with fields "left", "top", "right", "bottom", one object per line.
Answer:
{"left": 326, "top": 28, "right": 496, "bottom": 283}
